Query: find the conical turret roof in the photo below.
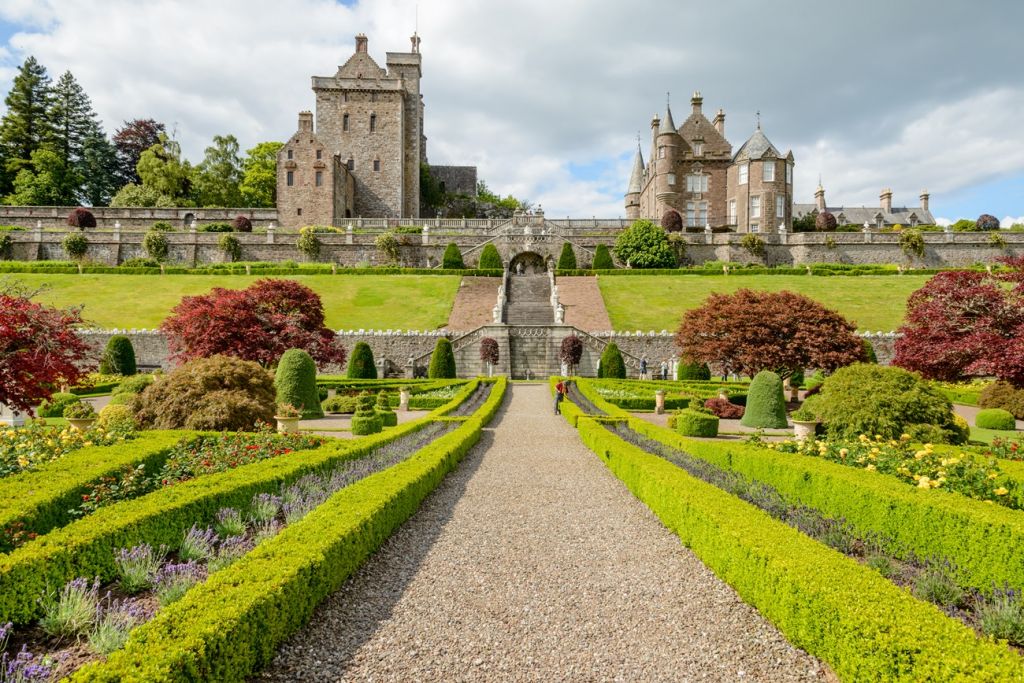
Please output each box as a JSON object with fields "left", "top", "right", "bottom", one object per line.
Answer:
{"left": 626, "top": 144, "right": 644, "bottom": 194}
{"left": 733, "top": 126, "right": 780, "bottom": 162}
{"left": 658, "top": 104, "right": 677, "bottom": 137}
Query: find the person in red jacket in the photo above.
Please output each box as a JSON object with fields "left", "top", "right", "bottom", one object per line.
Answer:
{"left": 554, "top": 379, "right": 568, "bottom": 415}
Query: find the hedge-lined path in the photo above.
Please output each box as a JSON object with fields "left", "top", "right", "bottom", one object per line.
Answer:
{"left": 257, "top": 384, "right": 827, "bottom": 681}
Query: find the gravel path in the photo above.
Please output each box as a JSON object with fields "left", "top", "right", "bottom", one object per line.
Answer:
{"left": 257, "top": 384, "right": 827, "bottom": 682}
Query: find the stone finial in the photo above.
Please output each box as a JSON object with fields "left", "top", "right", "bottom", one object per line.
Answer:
{"left": 410, "top": 32, "right": 421, "bottom": 53}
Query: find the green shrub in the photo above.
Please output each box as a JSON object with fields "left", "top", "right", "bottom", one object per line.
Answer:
{"left": 592, "top": 243, "right": 614, "bottom": 269}
{"left": 477, "top": 243, "right": 502, "bottom": 270}
{"left": 218, "top": 233, "right": 241, "bottom": 262}
{"left": 900, "top": 229, "right": 926, "bottom": 259}
{"left": 107, "top": 393, "right": 134, "bottom": 407}
{"left": 740, "top": 371, "right": 788, "bottom": 429}
{"left": 321, "top": 395, "right": 358, "bottom": 414}
{"left": 675, "top": 409, "right": 719, "bottom": 437}
{"left": 375, "top": 391, "right": 397, "bottom": 427}
{"left": 979, "top": 381, "right": 1024, "bottom": 420}
{"left": 296, "top": 227, "right": 321, "bottom": 261}
{"left": 151, "top": 221, "right": 174, "bottom": 232}
{"left": 198, "top": 222, "right": 233, "bottom": 233}
{"left": 976, "top": 408, "right": 1016, "bottom": 431}
{"left": 613, "top": 219, "right": 675, "bottom": 268}
{"left": 347, "top": 342, "right": 377, "bottom": 379}
{"left": 374, "top": 232, "right": 400, "bottom": 264}
{"left": 120, "top": 257, "right": 159, "bottom": 268}
{"left": 0, "top": 234, "right": 12, "bottom": 260}
{"left": 143, "top": 230, "right": 169, "bottom": 262}
{"left": 132, "top": 355, "right": 275, "bottom": 431}
{"left": 676, "top": 360, "right": 711, "bottom": 381}
{"left": 442, "top": 242, "right": 464, "bottom": 269}
{"left": 98, "top": 335, "right": 137, "bottom": 376}
{"left": 803, "top": 364, "right": 960, "bottom": 442}
{"left": 275, "top": 349, "right": 323, "bottom": 419}
{"left": 739, "top": 233, "right": 766, "bottom": 259}
{"left": 557, "top": 242, "right": 577, "bottom": 270}
{"left": 598, "top": 342, "right": 626, "bottom": 379}
{"left": 350, "top": 392, "right": 383, "bottom": 435}
{"left": 98, "top": 404, "right": 136, "bottom": 431}
{"left": 862, "top": 338, "right": 877, "bottom": 364}
{"left": 113, "top": 374, "right": 153, "bottom": 396}
{"left": 62, "top": 232, "right": 88, "bottom": 261}
{"left": 428, "top": 338, "right": 457, "bottom": 379}
{"left": 37, "top": 392, "right": 80, "bottom": 418}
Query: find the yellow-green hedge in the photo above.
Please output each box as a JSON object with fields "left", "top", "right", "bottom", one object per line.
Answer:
{"left": 70, "top": 377, "right": 506, "bottom": 682}
{"left": 574, "top": 417, "right": 1024, "bottom": 680}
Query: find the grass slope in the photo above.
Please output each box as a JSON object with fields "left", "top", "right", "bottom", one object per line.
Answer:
{"left": 598, "top": 274, "right": 931, "bottom": 332}
{"left": 7, "top": 274, "right": 461, "bottom": 330}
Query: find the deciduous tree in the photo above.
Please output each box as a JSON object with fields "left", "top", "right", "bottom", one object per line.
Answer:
{"left": 560, "top": 335, "right": 583, "bottom": 375}
{"left": 613, "top": 219, "right": 676, "bottom": 268}
{"left": 192, "top": 134, "right": 243, "bottom": 207}
{"left": 136, "top": 133, "right": 192, "bottom": 203}
{"left": 677, "top": 289, "right": 864, "bottom": 379}
{"left": 112, "top": 118, "right": 165, "bottom": 186}
{"left": 240, "top": 141, "right": 282, "bottom": 207}
{"left": 161, "top": 278, "right": 347, "bottom": 367}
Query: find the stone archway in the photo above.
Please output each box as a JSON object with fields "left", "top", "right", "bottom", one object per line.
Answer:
{"left": 509, "top": 251, "right": 547, "bottom": 275}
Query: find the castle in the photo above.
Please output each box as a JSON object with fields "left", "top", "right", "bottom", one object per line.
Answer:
{"left": 625, "top": 92, "right": 933, "bottom": 231}
{"left": 276, "top": 34, "right": 477, "bottom": 228}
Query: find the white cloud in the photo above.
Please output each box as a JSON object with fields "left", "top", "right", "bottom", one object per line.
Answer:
{"left": 935, "top": 217, "right": 952, "bottom": 227}
{"left": 1003, "top": 216, "right": 1024, "bottom": 228}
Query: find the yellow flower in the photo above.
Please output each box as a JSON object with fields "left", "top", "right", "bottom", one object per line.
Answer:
{"left": 839, "top": 448, "right": 849, "bottom": 457}
{"left": 995, "top": 487, "right": 1009, "bottom": 496}
{"left": 17, "top": 456, "right": 29, "bottom": 467}
{"left": 901, "top": 433, "right": 912, "bottom": 442}
{"left": 865, "top": 464, "right": 876, "bottom": 471}
{"left": 988, "top": 472, "right": 999, "bottom": 480}
{"left": 859, "top": 434, "right": 869, "bottom": 443}
{"left": 917, "top": 476, "right": 932, "bottom": 489}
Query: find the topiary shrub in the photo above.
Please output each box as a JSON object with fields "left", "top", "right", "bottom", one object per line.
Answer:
{"left": 232, "top": 215, "right": 253, "bottom": 233}
{"left": 442, "top": 242, "right": 464, "bottom": 269}
{"left": 37, "top": 392, "right": 80, "bottom": 418}
{"left": 979, "top": 381, "right": 1024, "bottom": 420}
{"left": 740, "top": 370, "right": 788, "bottom": 429}
{"left": 132, "top": 355, "right": 275, "bottom": 431}
{"left": 675, "top": 408, "right": 719, "bottom": 437}
{"left": 322, "top": 395, "right": 359, "bottom": 414}
{"left": 703, "top": 397, "right": 744, "bottom": 419}
{"left": 976, "top": 408, "right": 1016, "bottom": 431}
{"left": 598, "top": 342, "right": 626, "bottom": 379}
{"left": 62, "top": 232, "right": 88, "bottom": 261}
{"left": 428, "top": 338, "right": 457, "bottom": 378}
{"left": 346, "top": 342, "right": 377, "bottom": 379}
{"left": 557, "top": 242, "right": 577, "bottom": 270}
{"left": 67, "top": 207, "right": 96, "bottom": 229}
{"left": 274, "top": 348, "right": 323, "bottom": 419}
{"left": 375, "top": 390, "right": 397, "bottom": 427}
{"left": 592, "top": 243, "right": 614, "bottom": 270}
{"left": 350, "top": 391, "right": 383, "bottom": 435}
{"left": 976, "top": 214, "right": 1001, "bottom": 231}
{"left": 480, "top": 337, "right": 500, "bottom": 374}
{"left": 113, "top": 374, "right": 153, "bottom": 396}
{"left": 662, "top": 210, "right": 683, "bottom": 233}
{"left": 98, "top": 335, "right": 137, "bottom": 376}
{"left": 296, "top": 226, "right": 321, "bottom": 261}
{"left": 815, "top": 211, "right": 837, "bottom": 232}
{"left": 143, "top": 230, "right": 169, "bottom": 262}
{"left": 802, "top": 364, "right": 962, "bottom": 442}
{"left": 219, "top": 233, "right": 241, "bottom": 262}
{"left": 478, "top": 243, "right": 502, "bottom": 270}
{"left": 862, "top": 338, "right": 877, "bottom": 364}
{"left": 676, "top": 360, "right": 711, "bottom": 380}
{"left": 98, "top": 404, "right": 136, "bottom": 431}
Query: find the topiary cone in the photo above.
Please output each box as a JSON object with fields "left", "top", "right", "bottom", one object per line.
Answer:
{"left": 599, "top": 342, "right": 626, "bottom": 379}
{"left": 428, "top": 338, "right": 457, "bottom": 378}
{"left": 275, "top": 348, "right": 323, "bottom": 419}
{"left": 740, "top": 370, "right": 789, "bottom": 429}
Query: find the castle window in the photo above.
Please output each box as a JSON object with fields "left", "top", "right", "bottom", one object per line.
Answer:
{"left": 343, "top": 113, "right": 349, "bottom": 131}
{"left": 667, "top": 172, "right": 676, "bottom": 186}
{"left": 286, "top": 170, "right": 294, "bottom": 186}
{"left": 738, "top": 163, "right": 748, "bottom": 184}
{"left": 750, "top": 195, "right": 761, "bottom": 218}
{"left": 287, "top": 150, "right": 293, "bottom": 160}
{"left": 297, "top": 208, "right": 302, "bottom": 216}
{"left": 728, "top": 200, "right": 737, "bottom": 224}
{"left": 370, "top": 114, "right": 377, "bottom": 132}
{"left": 347, "top": 158, "right": 354, "bottom": 170}
{"left": 315, "top": 171, "right": 323, "bottom": 187}
{"left": 776, "top": 195, "right": 785, "bottom": 218}
{"left": 763, "top": 163, "right": 775, "bottom": 182}
{"left": 658, "top": 147, "right": 666, "bottom": 159}
{"left": 371, "top": 92, "right": 378, "bottom": 102}
{"left": 316, "top": 149, "right": 322, "bottom": 160}
{"left": 373, "top": 159, "right": 381, "bottom": 172}
{"left": 750, "top": 223, "right": 760, "bottom": 233}
{"left": 786, "top": 163, "right": 792, "bottom": 185}
{"left": 686, "top": 174, "right": 708, "bottom": 193}
{"left": 694, "top": 143, "right": 703, "bottom": 157}
{"left": 686, "top": 201, "right": 708, "bottom": 227}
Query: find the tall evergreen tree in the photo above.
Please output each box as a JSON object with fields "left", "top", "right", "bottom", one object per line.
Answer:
{"left": 0, "top": 57, "right": 54, "bottom": 196}
{"left": 112, "top": 118, "right": 164, "bottom": 186}
{"left": 192, "top": 134, "right": 243, "bottom": 207}
{"left": 47, "top": 71, "right": 111, "bottom": 203}
{"left": 80, "top": 132, "right": 119, "bottom": 205}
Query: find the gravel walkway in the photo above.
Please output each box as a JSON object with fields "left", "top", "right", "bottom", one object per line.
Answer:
{"left": 257, "top": 384, "right": 827, "bottom": 682}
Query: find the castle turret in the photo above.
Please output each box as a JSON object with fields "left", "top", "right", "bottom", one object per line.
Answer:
{"left": 298, "top": 111, "right": 313, "bottom": 132}
{"left": 655, "top": 104, "right": 680, "bottom": 216}
{"left": 625, "top": 143, "right": 644, "bottom": 219}
{"left": 815, "top": 183, "right": 826, "bottom": 212}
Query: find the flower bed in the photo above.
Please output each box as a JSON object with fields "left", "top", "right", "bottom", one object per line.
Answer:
{"left": 0, "top": 421, "right": 134, "bottom": 479}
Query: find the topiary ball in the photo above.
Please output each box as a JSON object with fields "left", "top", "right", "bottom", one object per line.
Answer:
{"left": 676, "top": 360, "right": 711, "bottom": 381}
{"left": 979, "top": 381, "right": 1024, "bottom": 420}
{"left": 740, "top": 370, "right": 789, "bottom": 429}
{"left": 67, "top": 207, "right": 96, "bottom": 229}
{"left": 976, "top": 408, "right": 1016, "bottom": 431}
{"left": 662, "top": 210, "right": 683, "bottom": 233}
{"left": 99, "top": 335, "right": 137, "bottom": 376}
{"left": 976, "top": 214, "right": 1001, "bottom": 231}
{"left": 275, "top": 348, "right": 323, "bottom": 419}
{"left": 815, "top": 211, "right": 837, "bottom": 232}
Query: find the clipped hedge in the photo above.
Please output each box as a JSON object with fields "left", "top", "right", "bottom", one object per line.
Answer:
{"left": 674, "top": 409, "right": 718, "bottom": 437}
{"left": 69, "top": 378, "right": 506, "bottom": 682}
{"left": 976, "top": 408, "right": 1016, "bottom": 431}
{"left": 572, "top": 417, "right": 1024, "bottom": 680}
{"left": 0, "top": 432, "right": 185, "bottom": 552}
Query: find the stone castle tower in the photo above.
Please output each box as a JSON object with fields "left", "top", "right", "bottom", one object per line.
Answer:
{"left": 277, "top": 34, "right": 475, "bottom": 228}
{"left": 626, "top": 92, "right": 794, "bottom": 233}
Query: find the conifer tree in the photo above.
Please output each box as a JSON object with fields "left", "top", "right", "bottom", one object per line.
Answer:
{"left": 0, "top": 57, "right": 54, "bottom": 195}
{"left": 47, "top": 71, "right": 114, "bottom": 204}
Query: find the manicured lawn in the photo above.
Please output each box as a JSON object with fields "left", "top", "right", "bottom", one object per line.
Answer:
{"left": 6, "top": 274, "right": 461, "bottom": 330}
{"left": 598, "top": 274, "right": 932, "bottom": 332}
{"left": 969, "top": 426, "right": 1019, "bottom": 445}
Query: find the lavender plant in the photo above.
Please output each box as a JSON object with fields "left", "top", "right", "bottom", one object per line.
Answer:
{"left": 38, "top": 578, "right": 100, "bottom": 638}
{"left": 213, "top": 508, "right": 246, "bottom": 538}
{"left": 977, "top": 589, "right": 1024, "bottom": 645}
{"left": 208, "top": 536, "right": 254, "bottom": 573}
{"left": 248, "top": 493, "right": 281, "bottom": 524}
{"left": 912, "top": 563, "right": 966, "bottom": 609}
{"left": 154, "top": 562, "right": 206, "bottom": 607}
{"left": 179, "top": 525, "right": 218, "bottom": 563}
{"left": 114, "top": 544, "right": 166, "bottom": 594}
{"left": 87, "top": 599, "right": 147, "bottom": 655}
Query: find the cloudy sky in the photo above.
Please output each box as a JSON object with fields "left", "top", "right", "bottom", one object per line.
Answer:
{"left": 1, "top": 0, "right": 1022, "bottom": 223}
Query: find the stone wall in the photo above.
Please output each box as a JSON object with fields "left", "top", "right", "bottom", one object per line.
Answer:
{"left": 429, "top": 165, "right": 478, "bottom": 197}
{"left": 0, "top": 206, "right": 278, "bottom": 231}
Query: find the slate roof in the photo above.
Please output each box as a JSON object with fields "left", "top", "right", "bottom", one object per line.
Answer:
{"left": 793, "top": 204, "right": 936, "bottom": 226}
{"left": 732, "top": 127, "right": 781, "bottom": 162}
{"left": 627, "top": 145, "right": 644, "bottom": 194}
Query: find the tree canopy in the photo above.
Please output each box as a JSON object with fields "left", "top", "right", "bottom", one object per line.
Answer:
{"left": 240, "top": 141, "right": 282, "bottom": 207}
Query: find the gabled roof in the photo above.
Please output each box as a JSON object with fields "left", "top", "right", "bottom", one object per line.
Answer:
{"left": 793, "top": 204, "right": 936, "bottom": 225}
{"left": 336, "top": 50, "right": 387, "bottom": 80}
{"left": 678, "top": 112, "right": 731, "bottom": 155}
{"left": 626, "top": 144, "right": 644, "bottom": 194}
{"left": 733, "top": 127, "right": 781, "bottom": 162}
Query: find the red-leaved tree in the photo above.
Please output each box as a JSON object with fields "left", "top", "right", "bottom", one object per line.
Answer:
{"left": 677, "top": 289, "right": 865, "bottom": 379}
{"left": 0, "top": 286, "right": 92, "bottom": 412}
{"left": 479, "top": 337, "right": 499, "bottom": 366}
{"left": 560, "top": 334, "right": 584, "bottom": 375}
{"left": 161, "top": 279, "right": 346, "bottom": 367}
{"left": 893, "top": 270, "right": 1024, "bottom": 385}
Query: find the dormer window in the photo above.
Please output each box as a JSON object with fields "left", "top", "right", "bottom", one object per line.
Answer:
{"left": 763, "top": 163, "right": 775, "bottom": 182}
{"left": 738, "top": 163, "right": 749, "bottom": 185}
{"left": 694, "top": 143, "right": 703, "bottom": 157}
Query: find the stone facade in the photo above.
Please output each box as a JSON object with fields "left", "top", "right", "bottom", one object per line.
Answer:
{"left": 276, "top": 33, "right": 477, "bottom": 227}
{"left": 794, "top": 186, "right": 935, "bottom": 229}
{"left": 428, "top": 165, "right": 478, "bottom": 198}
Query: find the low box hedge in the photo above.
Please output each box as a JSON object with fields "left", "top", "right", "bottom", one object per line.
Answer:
{"left": 0, "top": 431, "right": 186, "bottom": 550}
{"left": 975, "top": 408, "right": 1016, "bottom": 431}
{"left": 0, "top": 383, "right": 483, "bottom": 625}
{"left": 572, "top": 417, "right": 1024, "bottom": 680}
{"left": 674, "top": 409, "right": 718, "bottom": 437}
{"left": 68, "top": 377, "right": 506, "bottom": 682}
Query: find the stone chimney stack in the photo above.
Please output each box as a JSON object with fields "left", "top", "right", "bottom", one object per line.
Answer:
{"left": 355, "top": 33, "right": 368, "bottom": 53}
{"left": 651, "top": 114, "right": 661, "bottom": 145}
{"left": 410, "top": 32, "right": 421, "bottom": 53}
{"left": 880, "top": 188, "right": 893, "bottom": 213}
{"left": 298, "top": 111, "right": 313, "bottom": 132}
{"left": 919, "top": 189, "right": 929, "bottom": 212}
{"left": 713, "top": 108, "right": 725, "bottom": 137}
{"left": 815, "top": 184, "right": 826, "bottom": 212}
{"left": 691, "top": 90, "right": 703, "bottom": 116}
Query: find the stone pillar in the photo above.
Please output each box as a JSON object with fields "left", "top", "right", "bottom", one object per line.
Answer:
{"left": 654, "top": 390, "right": 666, "bottom": 415}
{"left": 399, "top": 387, "right": 410, "bottom": 411}
{"left": 422, "top": 225, "right": 430, "bottom": 245}
{"left": 266, "top": 223, "right": 276, "bottom": 245}
{"left": 0, "top": 402, "right": 26, "bottom": 427}
{"left": 346, "top": 225, "right": 354, "bottom": 245}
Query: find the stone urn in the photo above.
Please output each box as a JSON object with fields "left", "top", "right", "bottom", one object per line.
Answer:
{"left": 654, "top": 390, "right": 666, "bottom": 415}
{"left": 399, "top": 388, "right": 411, "bottom": 412}
{"left": 67, "top": 417, "right": 96, "bottom": 432}
{"left": 792, "top": 420, "right": 818, "bottom": 442}
{"left": 274, "top": 416, "right": 301, "bottom": 434}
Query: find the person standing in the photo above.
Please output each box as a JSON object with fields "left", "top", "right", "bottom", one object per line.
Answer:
{"left": 660, "top": 360, "right": 668, "bottom": 381}
{"left": 640, "top": 357, "right": 648, "bottom": 380}
{"left": 554, "top": 379, "right": 568, "bottom": 414}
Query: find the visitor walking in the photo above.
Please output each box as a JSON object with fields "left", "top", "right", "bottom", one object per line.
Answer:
{"left": 554, "top": 379, "right": 569, "bottom": 414}
{"left": 640, "top": 357, "right": 648, "bottom": 380}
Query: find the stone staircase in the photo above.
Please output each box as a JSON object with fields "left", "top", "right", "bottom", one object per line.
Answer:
{"left": 505, "top": 274, "right": 553, "bottom": 325}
